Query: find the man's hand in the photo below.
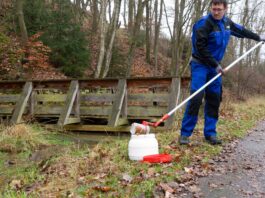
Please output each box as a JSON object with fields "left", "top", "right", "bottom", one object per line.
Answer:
{"left": 260, "top": 35, "right": 265, "bottom": 41}
{"left": 216, "top": 64, "right": 224, "bottom": 75}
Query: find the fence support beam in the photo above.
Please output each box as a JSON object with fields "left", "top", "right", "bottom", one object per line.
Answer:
{"left": 11, "top": 82, "right": 33, "bottom": 124}
{"left": 58, "top": 80, "right": 80, "bottom": 126}
{"left": 165, "top": 77, "right": 181, "bottom": 128}
{"left": 108, "top": 79, "right": 127, "bottom": 126}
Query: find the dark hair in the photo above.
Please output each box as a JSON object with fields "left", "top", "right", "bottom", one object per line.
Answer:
{"left": 210, "top": 0, "right": 228, "bottom": 8}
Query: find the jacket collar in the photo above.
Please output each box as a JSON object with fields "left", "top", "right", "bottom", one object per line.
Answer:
{"left": 209, "top": 13, "right": 226, "bottom": 23}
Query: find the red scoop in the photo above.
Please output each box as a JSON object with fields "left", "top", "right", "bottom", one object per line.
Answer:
{"left": 142, "top": 154, "right": 172, "bottom": 163}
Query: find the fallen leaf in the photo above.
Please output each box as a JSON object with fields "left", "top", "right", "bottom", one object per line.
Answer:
{"left": 10, "top": 179, "right": 23, "bottom": 190}
{"left": 184, "top": 167, "right": 193, "bottom": 174}
{"left": 94, "top": 173, "right": 107, "bottom": 180}
{"left": 93, "top": 186, "right": 112, "bottom": 192}
{"left": 122, "top": 173, "right": 133, "bottom": 183}
{"left": 173, "top": 153, "right": 182, "bottom": 162}
{"left": 201, "top": 162, "right": 209, "bottom": 169}
{"left": 77, "top": 176, "right": 85, "bottom": 185}
{"left": 165, "top": 191, "right": 173, "bottom": 198}
{"left": 189, "top": 185, "right": 201, "bottom": 193}
{"left": 209, "top": 183, "right": 218, "bottom": 188}
{"left": 147, "top": 168, "right": 155, "bottom": 176}
{"left": 160, "top": 183, "right": 174, "bottom": 193}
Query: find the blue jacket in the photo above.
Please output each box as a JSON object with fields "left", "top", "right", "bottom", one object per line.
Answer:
{"left": 192, "top": 13, "right": 260, "bottom": 68}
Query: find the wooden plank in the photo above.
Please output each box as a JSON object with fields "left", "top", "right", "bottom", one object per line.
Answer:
{"left": 128, "top": 93, "right": 168, "bottom": 102}
{"left": 121, "top": 90, "right": 128, "bottom": 118}
{"left": 33, "top": 80, "right": 71, "bottom": 90}
{"left": 79, "top": 79, "right": 119, "bottom": 89}
{"left": 29, "top": 90, "right": 36, "bottom": 115}
{"left": 35, "top": 106, "right": 112, "bottom": 116}
{"left": 127, "top": 78, "right": 171, "bottom": 88}
{"left": 108, "top": 79, "right": 126, "bottom": 126}
{"left": 0, "top": 95, "right": 20, "bottom": 103}
{"left": 80, "top": 106, "right": 112, "bottom": 116}
{"left": 64, "top": 124, "right": 167, "bottom": 133}
{"left": 35, "top": 94, "right": 66, "bottom": 102}
{"left": 127, "top": 106, "right": 166, "bottom": 117}
{"left": 66, "top": 117, "right": 81, "bottom": 125}
{"left": 11, "top": 82, "right": 33, "bottom": 124}
{"left": 0, "top": 106, "right": 15, "bottom": 114}
{"left": 58, "top": 80, "right": 79, "bottom": 126}
{"left": 80, "top": 93, "right": 114, "bottom": 102}
{"left": 165, "top": 78, "right": 181, "bottom": 127}
{"left": 35, "top": 105, "right": 63, "bottom": 115}
{"left": 0, "top": 77, "right": 190, "bottom": 90}
{"left": 116, "top": 118, "right": 129, "bottom": 126}
{"left": 0, "top": 81, "right": 25, "bottom": 90}
{"left": 74, "top": 90, "right": 80, "bottom": 117}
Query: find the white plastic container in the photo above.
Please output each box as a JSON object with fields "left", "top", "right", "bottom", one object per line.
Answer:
{"left": 128, "top": 134, "right": 159, "bottom": 161}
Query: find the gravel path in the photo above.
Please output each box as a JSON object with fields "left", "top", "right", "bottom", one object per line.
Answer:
{"left": 188, "top": 119, "right": 265, "bottom": 198}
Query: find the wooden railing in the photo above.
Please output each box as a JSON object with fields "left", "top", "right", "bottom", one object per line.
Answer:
{"left": 0, "top": 77, "right": 189, "bottom": 132}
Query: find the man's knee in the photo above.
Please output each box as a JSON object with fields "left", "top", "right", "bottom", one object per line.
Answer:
{"left": 187, "top": 91, "right": 204, "bottom": 116}
{"left": 205, "top": 92, "right": 220, "bottom": 118}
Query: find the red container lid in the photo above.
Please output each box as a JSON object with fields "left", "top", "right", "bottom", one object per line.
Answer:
{"left": 142, "top": 154, "right": 172, "bottom": 163}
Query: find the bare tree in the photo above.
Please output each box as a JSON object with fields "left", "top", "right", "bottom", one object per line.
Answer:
{"left": 102, "top": 0, "right": 122, "bottom": 77}
{"left": 153, "top": 0, "right": 163, "bottom": 75}
{"left": 92, "top": 0, "right": 99, "bottom": 33}
{"left": 171, "top": 0, "right": 186, "bottom": 76}
{"left": 145, "top": 0, "right": 151, "bottom": 63}
{"left": 126, "top": 0, "right": 149, "bottom": 77}
{"left": 237, "top": 0, "right": 249, "bottom": 98}
{"left": 95, "top": 0, "right": 107, "bottom": 78}
{"left": 16, "top": 0, "right": 28, "bottom": 46}
{"left": 128, "top": 0, "right": 134, "bottom": 33}
{"left": 123, "top": 0, "right": 127, "bottom": 27}
{"left": 178, "top": 0, "right": 210, "bottom": 77}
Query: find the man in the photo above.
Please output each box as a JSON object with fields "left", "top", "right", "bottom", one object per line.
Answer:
{"left": 179, "top": 0, "right": 265, "bottom": 145}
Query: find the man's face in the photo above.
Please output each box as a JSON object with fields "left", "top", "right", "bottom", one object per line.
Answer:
{"left": 211, "top": 3, "right": 227, "bottom": 20}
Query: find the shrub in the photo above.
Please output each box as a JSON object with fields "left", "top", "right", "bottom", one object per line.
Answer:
{"left": 23, "top": 0, "right": 90, "bottom": 77}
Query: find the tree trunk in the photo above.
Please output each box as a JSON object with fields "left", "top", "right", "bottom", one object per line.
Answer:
{"left": 123, "top": 0, "right": 127, "bottom": 27}
{"left": 108, "top": 0, "right": 112, "bottom": 21}
{"left": 126, "top": 0, "right": 148, "bottom": 77}
{"left": 128, "top": 0, "right": 134, "bottom": 34}
{"left": 154, "top": 0, "right": 163, "bottom": 76}
{"left": 145, "top": 0, "right": 151, "bottom": 63}
{"left": 94, "top": 0, "right": 107, "bottom": 78}
{"left": 102, "top": 0, "right": 122, "bottom": 78}
{"left": 178, "top": 0, "right": 209, "bottom": 77}
{"left": 92, "top": 0, "right": 99, "bottom": 33}
{"left": 237, "top": 0, "right": 248, "bottom": 98}
{"left": 16, "top": 0, "right": 28, "bottom": 46}
{"left": 171, "top": 0, "right": 179, "bottom": 76}
{"left": 163, "top": 0, "right": 173, "bottom": 39}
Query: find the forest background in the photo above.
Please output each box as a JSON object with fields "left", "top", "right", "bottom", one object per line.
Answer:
{"left": 0, "top": 0, "right": 265, "bottom": 99}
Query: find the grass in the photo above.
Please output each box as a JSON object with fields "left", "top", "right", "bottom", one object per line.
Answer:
{"left": 1, "top": 96, "right": 265, "bottom": 197}
{"left": 0, "top": 124, "right": 73, "bottom": 197}
{"left": 0, "top": 124, "right": 49, "bottom": 153}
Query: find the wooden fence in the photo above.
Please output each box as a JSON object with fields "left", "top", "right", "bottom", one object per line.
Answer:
{"left": 0, "top": 77, "right": 189, "bottom": 132}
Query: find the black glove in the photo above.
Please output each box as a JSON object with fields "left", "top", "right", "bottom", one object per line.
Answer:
{"left": 216, "top": 64, "right": 224, "bottom": 75}
{"left": 260, "top": 35, "right": 265, "bottom": 41}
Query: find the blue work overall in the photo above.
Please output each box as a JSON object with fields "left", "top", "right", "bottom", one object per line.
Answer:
{"left": 181, "top": 62, "right": 222, "bottom": 137}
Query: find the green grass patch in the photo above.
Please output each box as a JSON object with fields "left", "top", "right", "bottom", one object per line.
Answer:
{"left": 0, "top": 124, "right": 49, "bottom": 153}
{"left": 1, "top": 96, "right": 265, "bottom": 197}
